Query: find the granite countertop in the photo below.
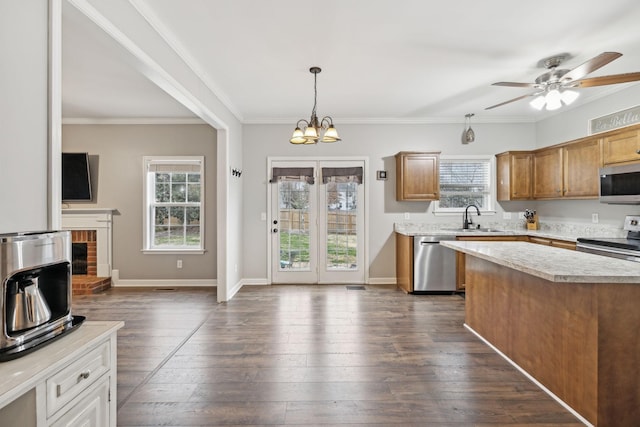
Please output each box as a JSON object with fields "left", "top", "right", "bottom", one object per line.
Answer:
{"left": 394, "top": 222, "right": 625, "bottom": 242}
{"left": 440, "top": 240, "right": 640, "bottom": 284}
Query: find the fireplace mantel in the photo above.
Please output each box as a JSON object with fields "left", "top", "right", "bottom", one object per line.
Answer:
{"left": 61, "top": 208, "right": 115, "bottom": 277}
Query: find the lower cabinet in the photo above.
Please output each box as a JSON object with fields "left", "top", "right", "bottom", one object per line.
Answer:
{"left": 0, "top": 322, "right": 122, "bottom": 427}
{"left": 50, "top": 377, "right": 110, "bottom": 427}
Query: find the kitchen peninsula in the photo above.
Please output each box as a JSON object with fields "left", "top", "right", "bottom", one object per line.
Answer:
{"left": 441, "top": 240, "right": 640, "bottom": 427}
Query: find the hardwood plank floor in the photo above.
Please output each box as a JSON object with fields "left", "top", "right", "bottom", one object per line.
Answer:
{"left": 72, "top": 285, "right": 583, "bottom": 426}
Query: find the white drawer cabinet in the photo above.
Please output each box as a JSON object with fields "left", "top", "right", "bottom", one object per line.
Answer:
{"left": 46, "top": 341, "right": 110, "bottom": 418}
{"left": 49, "top": 377, "right": 110, "bottom": 427}
{"left": 0, "top": 321, "right": 123, "bottom": 427}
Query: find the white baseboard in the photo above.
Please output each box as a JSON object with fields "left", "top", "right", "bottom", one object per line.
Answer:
{"left": 368, "top": 277, "right": 396, "bottom": 285}
{"left": 111, "top": 269, "right": 215, "bottom": 287}
{"left": 241, "top": 278, "right": 269, "bottom": 286}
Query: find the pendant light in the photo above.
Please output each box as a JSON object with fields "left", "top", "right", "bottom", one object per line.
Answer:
{"left": 462, "top": 113, "right": 475, "bottom": 144}
{"left": 290, "top": 67, "right": 341, "bottom": 144}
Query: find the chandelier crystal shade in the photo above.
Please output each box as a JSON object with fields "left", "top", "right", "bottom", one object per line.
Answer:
{"left": 290, "top": 67, "right": 341, "bottom": 144}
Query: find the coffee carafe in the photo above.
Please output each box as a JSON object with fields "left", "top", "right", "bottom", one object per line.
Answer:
{"left": 6, "top": 276, "right": 52, "bottom": 333}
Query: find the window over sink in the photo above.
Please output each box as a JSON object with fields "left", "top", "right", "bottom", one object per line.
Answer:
{"left": 433, "top": 155, "right": 495, "bottom": 215}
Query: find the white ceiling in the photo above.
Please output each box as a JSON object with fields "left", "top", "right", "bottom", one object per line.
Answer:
{"left": 62, "top": 0, "right": 640, "bottom": 124}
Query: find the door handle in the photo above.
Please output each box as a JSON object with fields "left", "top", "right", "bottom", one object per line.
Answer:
{"left": 273, "top": 228, "right": 278, "bottom": 233}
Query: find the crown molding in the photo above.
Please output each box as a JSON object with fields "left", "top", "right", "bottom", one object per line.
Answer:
{"left": 243, "top": 116, "right": 537, "bottom": 125}
{"left": 62, "top": 117, "right": 206, "bottom": 125}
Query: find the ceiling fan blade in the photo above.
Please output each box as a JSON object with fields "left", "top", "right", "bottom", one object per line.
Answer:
{"left": 492, "top": 82, "right": 538, "bottom": 88}
{"left": 561, "top": 52, "right": 622, "bottom": 82}
{"left": 485, "top": 93, "right": 537, "bottom": 110}
{"left": 570, "top": 72, "right": 640, "bottom": 88}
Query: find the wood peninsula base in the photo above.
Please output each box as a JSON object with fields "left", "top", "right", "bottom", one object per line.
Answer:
{"left": 465, "top": 255, "right": 640, "bottom": 427}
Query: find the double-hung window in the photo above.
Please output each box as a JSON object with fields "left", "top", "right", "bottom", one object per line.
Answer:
{"left": 143, "top": 156, "right": 205, "bottom": 253}
{"left": 434, "top": 155, "right": 494, "bottom": 214}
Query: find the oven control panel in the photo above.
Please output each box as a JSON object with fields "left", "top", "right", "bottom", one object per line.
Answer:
{"left": 623, "top": 215, "right": 640, "bottom": 231}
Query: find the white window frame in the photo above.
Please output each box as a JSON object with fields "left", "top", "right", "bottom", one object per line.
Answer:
{"left": 433, "top": 155, "right": 496, "bottom": 216}
{"left": 142, "top": 156, "right": 206, "bottom": 254}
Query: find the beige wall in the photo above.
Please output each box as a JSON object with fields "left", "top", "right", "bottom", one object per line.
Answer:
{"left": 62, "top": 124, "right": 217, "bottom": 280}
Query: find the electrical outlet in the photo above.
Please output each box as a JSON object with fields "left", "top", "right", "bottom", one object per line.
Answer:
{"left": 404, "top": 212, "right": 410, "bottom": 220}
{"left": 518, "top": 211, "right": 526, "bottom": 220}
{"left": 592, "top": 213, "right": 599, "bottom": 224}
{"left": 177, "top": 259, "right": 183, "bottom": 269}
{"left": 234, "top": 264, "right": 238, "bottom": 273}
{"left": 503, "top": 212, "right": 512, "bottom": 220}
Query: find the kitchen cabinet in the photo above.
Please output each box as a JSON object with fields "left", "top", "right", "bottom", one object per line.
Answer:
{"left": 533, "top": 138, "right": 601, "bottom": 200}
{"left": 602, "top": 128, "right": 640, "bottom": 165}
{"left": 0, "top": 321, "right": 123, "bottom": 427}
{"left": 533, "top": 147, "right": 563, "bottom": 199}
{"left": 496, "top": 151, "right": 533, "bottom": 200}
{"left": 527, "top": 235, "right": 576, "bottom": 250}
{"left": 562, "top": 137, "right": 602, "bottom": 198}
{"left": 395, "top": 151, "right": 440, "bottom": 201}
{"left": 395, "top": 233, "right": 414, "bottom": 293}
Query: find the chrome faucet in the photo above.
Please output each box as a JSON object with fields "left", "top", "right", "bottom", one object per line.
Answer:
{"left": 463, "top": 204, "right": 481, "bottom": 229}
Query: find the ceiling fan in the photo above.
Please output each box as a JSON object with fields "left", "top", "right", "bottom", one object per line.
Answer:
{"left": 485, "top": 52, "right": 640, "bottom": 110}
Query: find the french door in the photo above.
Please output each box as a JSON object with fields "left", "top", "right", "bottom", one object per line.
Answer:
{"left": 270, "top": 159, "right": 365, "bottom": 284}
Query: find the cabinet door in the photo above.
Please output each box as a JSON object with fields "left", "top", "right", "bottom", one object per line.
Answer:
{"left": 563, "top": 138, "right": 601, "bottom": 198}
{"left": 396, "top": 152, "right": 440, "bottom": 200}
{"left": 510, "top": 153, "right": 533, "bottom": 199}
{"left": 603, "top": 129, "right": 640, "bottom": 165}
{"left": 50, "top": 377, "right": 109, "bottom": 427}
{"left": 533, "top": 148, "right": 563, "bottom": 199}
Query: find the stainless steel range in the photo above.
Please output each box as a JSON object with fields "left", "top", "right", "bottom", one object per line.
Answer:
{"left": 577, "top": 215, "right": 640, "bottom": 263}
{"left": 0, "top": 231, "right": 84, "bottom": 361}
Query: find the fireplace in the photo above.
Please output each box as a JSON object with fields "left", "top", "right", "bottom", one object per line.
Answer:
{"left": 71, "top": 230, "right": 96, "bottom": 276}
{"left": 61, "top": 209, "right": 114, "bottom": 295}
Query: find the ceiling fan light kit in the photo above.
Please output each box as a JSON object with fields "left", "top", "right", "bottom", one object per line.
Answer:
{"left": 486, "top": 52, "right": 640, "bottom": 111}
{"left": 290, "top": 67, "right": 341, "bottom": 145}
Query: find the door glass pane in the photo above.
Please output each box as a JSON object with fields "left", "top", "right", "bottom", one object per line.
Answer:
{"left": 326, "top": 181, "right": 358, "bottom": 270}
{"left": 278, "top": 180, "right": 311, "bottom": 271}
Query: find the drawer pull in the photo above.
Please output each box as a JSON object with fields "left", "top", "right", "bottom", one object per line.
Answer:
{"left": 79, "top": 370, "right": 91, "bottom": 381}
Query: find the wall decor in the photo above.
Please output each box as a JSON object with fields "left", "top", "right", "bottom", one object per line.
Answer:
{"left": 589, "top": 104, "right": 640, "bottom": 134}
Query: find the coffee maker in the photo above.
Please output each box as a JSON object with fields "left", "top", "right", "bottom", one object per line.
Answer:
{"left": 0, "top": 230, "right": 83, "bottom": 361}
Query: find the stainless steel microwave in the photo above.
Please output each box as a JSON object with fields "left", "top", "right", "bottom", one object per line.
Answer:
{"left": 599, "top": 163, "right": 640, "bottom": 204}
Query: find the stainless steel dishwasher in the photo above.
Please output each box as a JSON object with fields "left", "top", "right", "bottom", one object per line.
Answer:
{"left": 413, "top": 235, "right": 457, "bottom": 292}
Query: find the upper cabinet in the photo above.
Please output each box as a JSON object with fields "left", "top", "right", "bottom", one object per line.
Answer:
{"left": 496, "top": 151, "right": 533, "bottom": 201}
{"left": 533, "top": 138, "right": 602, "bottom": 200}
{"left": 533, "top": 147, "right": 563, "bottom": 199}
{"left": 395, "top": 151, "right": 440, "bottom": 201}
{"left": 602, "top": 128, "right": 640, "bottom": 166}
{"left": 562, "top": 137, "right": 602, "bottom": 198}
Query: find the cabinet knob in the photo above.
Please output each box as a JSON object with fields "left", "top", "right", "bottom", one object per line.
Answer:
{"left": 636, "top": 149, "right": 640, "bottom": 154}
{"left": 79, "top": 370, "right": 91, "bottom": 380}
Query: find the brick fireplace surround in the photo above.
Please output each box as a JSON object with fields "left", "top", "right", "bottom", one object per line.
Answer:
{"left": 71, "top": 229, "right": 111, "bottom": 295}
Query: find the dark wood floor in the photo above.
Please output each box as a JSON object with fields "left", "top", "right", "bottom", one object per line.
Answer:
{"left": 72, "top": 285, "right": 583, "bottom": 426}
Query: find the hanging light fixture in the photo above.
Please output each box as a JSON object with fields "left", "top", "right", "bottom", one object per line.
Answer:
{"left": 290, "top": 67, "right": 341, "bottom": 145}
{"left": 462, "top": 113, "right": 475, "bottom": 144}
{"left": 530, "top": 84, "right": 580, "bottom": 111}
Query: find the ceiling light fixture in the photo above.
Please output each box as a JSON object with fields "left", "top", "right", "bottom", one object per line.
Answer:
{"left": 463, "top": 113, "right": 475, "bottom": 144}
{"left": 529, "top": 84, "right": 580, "bottom": 111}
{"left": 290, "top": 67, "right": 341, "bottom": 145}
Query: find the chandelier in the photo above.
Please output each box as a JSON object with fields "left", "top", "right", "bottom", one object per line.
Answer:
{"left": 529, "top": 84, "right": 579, "bottom": 111}
{"left": 290, "top": 67, "right": 341, "bottom": 144}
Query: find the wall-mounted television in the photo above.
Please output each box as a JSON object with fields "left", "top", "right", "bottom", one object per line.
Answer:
{"left": 62, "top": 152, "right": 92, "bottom": 201}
